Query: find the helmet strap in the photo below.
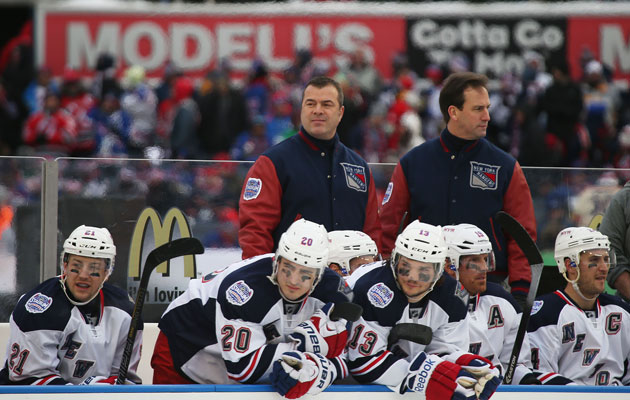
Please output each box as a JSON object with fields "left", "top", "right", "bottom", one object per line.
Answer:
{"left": 59, "top": 274, "right": 104, "bottom": 307}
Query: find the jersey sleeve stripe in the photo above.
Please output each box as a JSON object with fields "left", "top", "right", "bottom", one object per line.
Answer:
{"left": 349, "top": 350, "right": 390, "bottom": 375}
{"left": 227, "top": 347, "right": 263, "bottom": 382}
{"left": 35, "top": 374, "right": 63, "bottom": 385}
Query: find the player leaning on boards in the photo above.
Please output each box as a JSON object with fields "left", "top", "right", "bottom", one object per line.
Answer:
{"left": 346, "top": 221, "right": 501, "bottom": 400}
{"left": 443, "top": 223, "right": 565, "bottom": 385}
{"left": 528, "top": 227, "right": 630, "bottom": 385}
{"left": 0, "top": 226, "right": 142, "bottom": 385}
{"left": 152, "top": 219, "right": 352, "bottom": 398}
{"left": 327, "top": 230, "right": 380, "bottom": 277}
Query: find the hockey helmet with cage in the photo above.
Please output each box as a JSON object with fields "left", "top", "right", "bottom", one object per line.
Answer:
{"left": 391, "top": 221, "right": 447, "bottom": 292}
{"left": 554, "top": 227, "right": 615, "bottom": 276}
{"left": 443, "top": 223, "right": 495, "bottom": 273}
{"left": 328, "top": 230, "right": 378, "bottom": 276}
{"left": 272, "top": 219, "right": 329, "bottom": 294}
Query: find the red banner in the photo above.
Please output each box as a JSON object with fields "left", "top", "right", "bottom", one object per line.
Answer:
{"left": 41, "top": 11, "right": 406, "bottom": 79}
{"left": 567, "top": 16, "right": 630, "bottom": 81}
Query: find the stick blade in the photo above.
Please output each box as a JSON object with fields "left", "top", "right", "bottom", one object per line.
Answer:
{"left": 387, "top": 323, "right": 433, "bottom": 347}
{"left": 495, "top": 211, "right": 543, "bottom": 266}
{"left": 330, "top": 302, "right": 363, "bottom": 322}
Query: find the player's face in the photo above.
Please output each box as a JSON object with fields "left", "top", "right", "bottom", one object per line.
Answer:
{"left": 63, "top": 254, "right": 109, "bottom": 302}
{"left": 300, "top": 84, "right": 344, "bottom": 140}
{"left": 457, "top": 253, "right": 491, "bottom": 295}
{"left": 577, "top": 249, "right": 612, "bottom": 297}
{"left": 349, "top": 255, "right": 377, "bottom": 274}
{"left": 277, "top": 258, "right": 318, "bottom": 301}
{"left": 448, "top": 86, "right": 490, "bottom": 140}
{"left": 395, "top": 256, "right": 438, "bottom": 302}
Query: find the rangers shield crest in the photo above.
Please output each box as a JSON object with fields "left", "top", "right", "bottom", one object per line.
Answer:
{"left": 469, "top": 161, "right": 500, "bottom": 190}
{"left": 340, "top": 163, "right": 367, "bottom": 192}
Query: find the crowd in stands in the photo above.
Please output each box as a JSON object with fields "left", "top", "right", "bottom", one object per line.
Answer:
{"left": 1, "top": 25, "right": 629, "bottom": 170}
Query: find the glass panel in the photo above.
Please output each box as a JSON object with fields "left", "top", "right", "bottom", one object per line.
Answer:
{"left": 0, "top": 156, "right": 45, "bottom": 322}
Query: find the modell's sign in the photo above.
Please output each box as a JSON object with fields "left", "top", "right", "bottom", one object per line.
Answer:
{"left": 37, "top": 7, "right": 405, "bottom": 79}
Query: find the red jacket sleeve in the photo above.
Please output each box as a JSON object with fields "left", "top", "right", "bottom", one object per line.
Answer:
{"left": 364, "top": 169, "right": 383, "bottom": 252}
{"left": 502, "top": 162, "right": 537, "bottom": 287}
{"left": 378, "top": 162, "right": 410, "bottom": 258}
{"left": 238, "top": 156, "right": 283, "bottom": 259}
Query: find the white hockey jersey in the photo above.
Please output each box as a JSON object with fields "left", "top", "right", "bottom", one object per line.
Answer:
{"left": 158, "top": 254, "right": 352, "bottom": 384}
{"left": 345, "top": 261, "right": 470, "bottom": 387}
{"left": 528, "top": 289, "right": 630, "bottom": 385}
{"left": 465, "top": 282, "right": 533, "bottom": 384}
{"left": 0, "top": 277, "right": 142, "bottom": 385}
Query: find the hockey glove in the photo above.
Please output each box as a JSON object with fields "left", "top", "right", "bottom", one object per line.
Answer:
{"left": 271, "top": 351, "right": 336, "bottom": 399}
{"left": 289, "top": 303, "right": 349, "bottom": 358}
{"left": 80, "top": 375, "right": 117, "bottom": 385}
{"left": 397, "top": 352, "right": 479, "bottom": 400}
{"left": 455, "top": 354, "right": 502, "bottom": 400}
{"left": 519, "top": 372, "right": 542, "bottom": 385}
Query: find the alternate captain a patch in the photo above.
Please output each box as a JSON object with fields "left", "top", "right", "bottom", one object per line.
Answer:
{"left": 243, "top": 178, "right": 262, "bottom": 200}
{"left": 469, "top": 161, "right": 500, "bottom": 190}
{"left": 340, "top": 163, "right": 367, "bottom": 192}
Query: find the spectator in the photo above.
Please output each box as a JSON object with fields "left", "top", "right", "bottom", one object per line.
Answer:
{"left": 169, "top": 76, "right": 200, "bottom": 159}
{"left": 86, "top": 91, "right": 131, "bottom": 157}
{"left": 238, "top": 75, "right": 382, "bottom": 259}
{"left": 59, "top": 68, "right": 96, "bottom": 155}
{"left": 379, "top": 71, "right": 536, "bottom": 307}
{"left": 121, "top": 65, "right": 158, "bottom": 155}
{"left": 22, "top": 89, "right": 76, "bottom": 156}
{"left": 528, "top": 227, "right": 630, "bottom": 385}
{"left": 230, "top": 114, "right": 270, "bottom": 161}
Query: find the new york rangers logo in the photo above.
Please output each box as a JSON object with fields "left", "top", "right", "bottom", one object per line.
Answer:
{"left": 226, "top": 280, "right": 254, "bottom": 306}
{"left": 469, "top": 161, "right": 500, "bottom": 190}
{"left": 340, "top": 163, "right": 367, "bottom": 192}
{"left": 243, "top": 178, "right": 262, "bottom": 201}
{"left": 368, "top": 283, "right": 394, "bottom": 308}
{"left": 25, "top": 293, "right": 53, "bottom": 314}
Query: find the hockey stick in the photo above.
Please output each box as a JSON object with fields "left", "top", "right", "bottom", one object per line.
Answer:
{"left": 116, "top": 237, "right": 204, "bottom": 385}
{"left": 495, "top": 211, "right": 543, "bottom": 384}
{"left": 387, "top": 323, "right": 433, "bottom": 348}
{"left": 330, "top": 302, "right": 363, "bottom": 322}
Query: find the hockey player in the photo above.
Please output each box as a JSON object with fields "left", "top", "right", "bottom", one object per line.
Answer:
{"left": 152, "top": 218, "right": 352, "bottom": 398}
{"left": 443, "top": 223, "right": 548, "bottom": 385}
{"left": 328, "top": 230, "right": 379, "bottom": 277}
{"left": 346, "top": 221, "right": 501, "bottom": 400}
{"left": 0, "top": 225, "right": 141, "bottom": 385}
{"left": 528, "top": 227, "right": 630, "bottom": 385}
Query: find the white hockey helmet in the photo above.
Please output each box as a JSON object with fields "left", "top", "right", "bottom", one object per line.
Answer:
{"left": 328, "top": 230, "right": 379, "bottom": 276}
{"left": 554, "top": 227, "right": 615, "bottom": 276}
{"left": 61, "top": 225, "right": 116, "bottom": 275}
{"left": 443, "top": 223, "right": 495, "bottom": 272}
{"left": 272, "top": 219, "right": 329, "bottom": 290}
{"left": 391, "top": 221, "right": 447, "bottom": 288}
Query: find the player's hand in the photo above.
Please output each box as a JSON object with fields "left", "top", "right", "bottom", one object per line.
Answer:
{"left": 270, "top": 351, "right": 336, "bottom": 399}
{"left": 397, "top": 352, "right": 480, "bottom": 400}
{"left": 80, "top": 375, "right": 117, "bottom": 385}
{"left": 289, "top": 303, "right": 349, "bottom": 358}
{"left": 455, "top": 354, "right": 502, "bottom": 400}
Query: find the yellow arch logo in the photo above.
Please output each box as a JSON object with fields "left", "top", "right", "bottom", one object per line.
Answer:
{"left": 128, "top": 207, "right": 197, "bottom": 279}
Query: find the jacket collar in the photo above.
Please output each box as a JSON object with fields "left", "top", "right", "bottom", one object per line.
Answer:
{"left": 439, "top": 128, "right": 479, "bottom": 153}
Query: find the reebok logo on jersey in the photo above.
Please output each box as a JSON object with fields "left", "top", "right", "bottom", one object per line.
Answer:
{"left": 226, "top": 280, "right": 254, "bottom": 306}
{"left": 382, "top": 182, "right": 393, "bottom": 205}
{"left": 243, "top": 178, "right": 262, "bottom": 201}
{"left": 340, "top": 163, "right": 367, "bottom": 192}
{"left": 368, "top": 283, "right": 394, "bottom": 308}
{"left": 25, "top": 293, "right": 53, "bottom": 314}
{"left": 531, "top": 300, "right": 544, "bottom": 315}
{"left": 469, "top": 161, "right": 500, "bottom": 190}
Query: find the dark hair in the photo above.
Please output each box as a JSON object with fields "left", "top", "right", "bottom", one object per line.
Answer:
{"left": 439, "top": 72, "right": 488, "bottom": 123}
{"left": 302, "top": 76, "right": 344, "bottom": 107}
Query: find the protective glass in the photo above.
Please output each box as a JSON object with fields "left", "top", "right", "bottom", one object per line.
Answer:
{"left": 579, "top": 249, "right": 616, "bottom": 270}
{"left": 460, "top": 251, "right": 496, "bottom": 272}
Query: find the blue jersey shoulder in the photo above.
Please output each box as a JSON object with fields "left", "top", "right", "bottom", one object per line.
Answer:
{"left": 598, "top": 293, "right": 630, "bottom": 314}
{"left": 102, "top": 282, "right": 135, "bottom": 316}
{"left": 429, "top": 274, "right": 468, "bottom": 323}
{"left": 311, "top": 268, "right": 353, "bottom": 304}
{"left": 482, "top": 281, "right": 521, "bottom": 313}
{"left": 352, "top": 263, "right": 408, "bottom": 327}
{"left": 12, "top": 277, "right": 72, "bottom": 332}
{"left": 218, "top": 257, "right": 281, "bottom": 323}
{"left": 527, "top": 291, "right": 567, "bottom": 332}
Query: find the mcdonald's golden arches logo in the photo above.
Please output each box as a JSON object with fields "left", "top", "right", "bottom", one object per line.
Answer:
{"left": 128, "top": 207, "right": 197, "bottom": 279}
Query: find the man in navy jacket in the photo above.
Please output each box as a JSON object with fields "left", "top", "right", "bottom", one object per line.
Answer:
{"left": 379, "top": 71, "right": 536, "bottom": 304}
